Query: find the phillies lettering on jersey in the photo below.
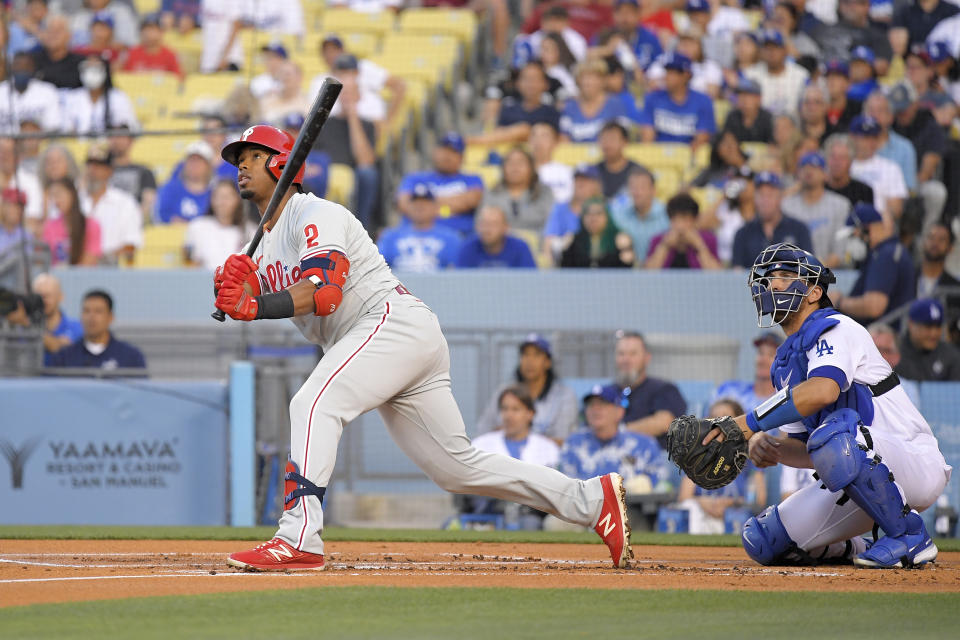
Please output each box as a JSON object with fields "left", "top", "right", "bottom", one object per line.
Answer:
{"left": 262, "top": 258, "right": 303, "bottom": 292}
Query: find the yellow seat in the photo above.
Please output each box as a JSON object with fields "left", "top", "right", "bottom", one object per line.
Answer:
{"left": 624, "top": 143, "right": 692, "bottom": 171}
{"left": 164, "top": 31, "right": 205, "bottom": 74}
{"left": 742, "top": 142, "right": 772, "bottom": 163}
{"left": 473, "top": 165, "right": 502, "bottom": 190}
{"left": 398, "top": 9, "right": 478, "bottom": 58}
{"left": 326, "top": 163, "right": 355, "bottom": 206}
{"left": 130, "top": 136, "right": 196, "bottom": 181}
{"left": 380, "top": 34, "right": 460, "bottom": 88}
{"left": 553, "top": 143, "right": 600, "bottom": 166}
{"left": 114, "top": 72, "right": 181, "bottom": 124}
{"left": 322, "top": 9, "right": 396, "bottom": 38}
{"left": 713, "top": 99, "right": 731, "bottom": 128}
{"left": 512, "top": 229, "right": 551, "bottom": 269}
{"left": 693, "top": 144, "right": 710, "bottom": 169}
{"left": 463, "top": 143, "right": 512, "bottom": 168}
{"left": 652, "top": 167, "right": 680, "bottom": 201}
{"left": 133, "top": 224, "right": 188, "bottom": 269}
{"left": 302, "top": 0, "right": 326, "bottom": 30}
{"left": 688, "top": 186, "right": 722, "bottom": 211}
{"left": 368, "top": 53, "right": 444, "bottom": 88}
{"left": 132, "top": 0, "right": 161, "bottom": 15}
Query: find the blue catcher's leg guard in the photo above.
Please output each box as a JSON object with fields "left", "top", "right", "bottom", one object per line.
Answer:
{"left": 807, "top": 409, "right": 937, "bottom": 569}
{"left": 743, "top": 506, "right": 809, "bottom": 566}
{"left": 284, "top": 460, "right": 326, "bottom": 511}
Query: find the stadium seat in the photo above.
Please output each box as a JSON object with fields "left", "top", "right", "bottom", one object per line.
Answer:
{"left": 132, "top": 224, "right": 188, "bottom": 269}
{"left": 553, "top": 143, "right": 600, "bottom": 166}
{"left": 473, "top": 165, "right": 501, "bottom": 190}
{"left": 322, "top": 9, "right": 396, "bottom": 38}
{"left": 398, "top": 9, "right": 479, "bottom": 59}
{"left": 130, "top": 136, "right": 196, "bottom": 182}
{"left": 463, "top": 143, "right": 510, "bottom": 168}
{"left": 624, "top": 143, "right": 692, "bottom": 171}
{"left": 326, "top": 163, "right": 356, "bottom": 206}
{"left": 512, "top": 229, "right": 551, "bottom": 269}
{"left": 652, "top": 167, "right": 680, "bottom": 201}
{"left": 113, "top": 72, "right": 180, "bottom": 124}
{"left": 303, "top": 31, "right": 380, "bottom": 60}
{"left": 380, "top": 34, "right": 461, "bottom": 89}
{"left": 132, "top": 0, "right": 160, "bottom": 15}
{"left": 163, "top": 31, "right": 205, "bottom": 74}
{"left": 368, "top": 53, "right": 444, "bottom": 90}
{"left": 688, "top": 186, "right": 722, "bottom": 211}
{"left": 713, "top": 99, "right": 731, "bottom": 128}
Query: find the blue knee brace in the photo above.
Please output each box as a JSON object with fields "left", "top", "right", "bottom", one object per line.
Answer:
{"left": 742, "top": 506, "right": 798, "bottom": 566}
{"left": 806, "top": 409, "right": 908, "bottom": 538}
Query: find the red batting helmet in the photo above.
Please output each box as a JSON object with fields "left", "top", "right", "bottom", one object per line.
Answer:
{"left": 221, "top": 125, "right": 305, "bottom": 185}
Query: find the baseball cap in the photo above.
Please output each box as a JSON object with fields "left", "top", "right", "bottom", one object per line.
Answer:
{"left": 333, "top": 53, "right": 359, "bottom": 71}
{"left": 886, "top": 82, "right": 917, "bottom": 115}
{"left": 798, "top": 152, "right": 826, "bottom": 170}
{"left": 849, "top": 115, "right": 881, "bottom": 136}
{"left": 281, "top": 112, "right": 305, "bottom": 130}
{"left": 185, "top": 140, "right": 215, "bottom": 164}
{"left": 85, "top": 142, "right": 113, "bottom": 166}
{"left": 909, "top": 298, "right": 945, "bottom": 326}
{"left": 926, "top": 41, "right": 951, "bottom": 64}
{"left": 753, "top": 331, "right": 783, "bottom": 348}
{"left": 824, "top": 59, "right": 849, "bottom": 77}
{"left": 686, "top": 0, "right": 710, "bottom": 12}
{"left": 1, "top": 188, "right": 27, "bottom": 206}
{"left": 410, "top": 182, "right": 435, "bottom": 201}
{"left": 438, "top": 131, "right": 465, "bottom": 153}
{"left": 321, "top": 33, "right": 344, "bottom": 49}
{"left": 753, "top": 171, "right": 782, "bottom": 188}
{"left": 661, "top": 51, "right": 692, "bottom": 73}
{"left": 519, "top": 332, "right": 552, "bottom": 358}
{"left": 574, "top": 163, "right": 600, "bottom": 180}
{"left": 91, "top": 12, "right": 114, "bottom": 29}
{"left": 614, "top": 0, "right": 640, "bottom": 7}
{"left": 735, "top": 78, "right": 762, "bottom": 95}
{"left": 759, "top": 29, "right": 784, "bottom": 47}
{"left": 847, "top": 202, "right": 883, "bottom": 227}
{"left": 140, "top": 13, "right": 161, "bottom": 29}
{"left": 850, "top": 46, "right": 875, "bottom": 65}
{"left": 260, "top": 42, "right": 289, "bottom": 59}
{"left": 583, "top": 383, "right": 623, "bottom": 406}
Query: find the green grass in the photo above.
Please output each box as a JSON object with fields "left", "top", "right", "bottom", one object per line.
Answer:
{"left": 0, "top": 587, "right": 956, "bottom": 639}
{"left": 1, "top": 525, "right": 958, "bottom": 551}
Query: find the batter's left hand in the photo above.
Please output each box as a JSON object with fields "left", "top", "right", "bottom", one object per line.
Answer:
{"left": 216, "top": 283, "right": 259, "bottom": 321}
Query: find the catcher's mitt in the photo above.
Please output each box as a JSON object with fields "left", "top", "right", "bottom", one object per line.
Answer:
{"left": 666, "top": 415, "right": 748, "bottom": 490}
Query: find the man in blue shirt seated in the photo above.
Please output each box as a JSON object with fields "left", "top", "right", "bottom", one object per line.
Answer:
{"left": 377, "top": 183, "right": 461, "bottom": 273}
{"left": 558, "top": 383, "right": 666, "bottom": 486}
{"left": 4, "top": 274, "right": 83, "bottom": 365}
{"left": 613, "top": 330, "right": 687, "bottom": 449}
{"left": 48, "top": 290, "right": 146, "bottom": 371}
{"left": 604, "top": 0, "right": 662, "bottom": 71}
{"left": 638, "top": 51, "right": 715, "bottom": 149}
{"left": 710, "top": 331, "right": 780, "bottom": 412}
{"left": 832, "top": 202, "right": 916, "bottom": 327}
{"left": 469, "top": 61, "right": 560, "bottom": 146}
{"left": 154, "top": 141, "right": 215, "bottom": 224}
{"left": 731, "top": 171, "right": 814, "bottom": 268}
{"left": 456, "top": 205, "right": 537, "bottom": 269}
{"left": 396, "top": 133, "right": 485, "bottom": 236}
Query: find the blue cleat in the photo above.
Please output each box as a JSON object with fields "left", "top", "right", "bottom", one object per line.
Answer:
{"left": 854, "top": 513, "right": 938, "bottom": 569}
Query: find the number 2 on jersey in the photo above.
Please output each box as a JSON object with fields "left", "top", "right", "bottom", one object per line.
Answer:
{"left": 304, "top": 224, "right": 319, "bottom": 248}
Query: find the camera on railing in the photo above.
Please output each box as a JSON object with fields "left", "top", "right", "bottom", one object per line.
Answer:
{"left": 0, "top": 287, "right": 44, "bottom": 325}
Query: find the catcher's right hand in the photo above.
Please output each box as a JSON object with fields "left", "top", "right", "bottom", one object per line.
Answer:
{"left": 666, "top": 415, "right": 748, "bottom": 490}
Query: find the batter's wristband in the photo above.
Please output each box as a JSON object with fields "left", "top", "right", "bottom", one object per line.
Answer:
{"left": 254, "top": 290, "right": 295, "bottom": 319}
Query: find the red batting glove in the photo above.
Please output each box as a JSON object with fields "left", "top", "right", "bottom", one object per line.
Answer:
{"left": 222, "top": 254, "right": 259, "bottom": 287}
{"left": 215, "top": 283, "right": 259, "bottom": 321}
{"left": 213, "top": 265, "right": 226, "bottom": 296}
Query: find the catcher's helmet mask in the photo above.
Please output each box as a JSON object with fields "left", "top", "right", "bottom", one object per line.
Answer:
{"left": 749, "top": 243, "right": 836, "bottom": 328}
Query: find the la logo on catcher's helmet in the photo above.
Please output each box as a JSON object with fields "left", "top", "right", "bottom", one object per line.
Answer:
{"left": 222, "top": 124, "right": 305, "bottom": 185}
{"left": 748, "top": 243, "right": 836, "bottom": 328}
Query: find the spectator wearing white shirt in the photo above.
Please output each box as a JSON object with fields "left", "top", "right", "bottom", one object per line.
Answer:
{"left": 530, "top": 121, "right": 573, "bottom": 204}
{"left": 184, "top": 179, "right": 248, "bottom": 270}
{"left": 0, "top": 137, "right": 44, "bottom": 223}
{"left": 200, "top": 0, "right": 249, "bottom": 72}
{"left": 80, "top": 143, "right": 143, "bottom": 264}
{"left": 64, "top": 56, "right": 139, "bottom": 133}
{"left": 259, "top": 61, "right": 311, "bottom": 123}
{"left": 744, "top": 29, "right": 809, "bottom": 118}
{"left": 685, "top": 0, "right": 751, "bottom": 69}
{"left": 0, "top": 52, "right": 63, "bottom": 134}
{"left": 325, "top": 0, "right": 401, "bottom": 13}
{"left": 70, "top": 0, "right": 139, "bottom": 48}
{"left": 249, "top": 42, "right": 288, "bottom": 99}
{"left": 848, "top": 115, "right": 907, "bottom": 222}
{"left": 525, "top": 5, "right": 588, "bottom": 63}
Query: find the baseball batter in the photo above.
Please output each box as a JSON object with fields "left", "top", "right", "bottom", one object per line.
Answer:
{"left": 707, "top": 241, "right": 951, "bottom": 568}
{"left": 213, "top": 126, "right": 632, "bottom": 570}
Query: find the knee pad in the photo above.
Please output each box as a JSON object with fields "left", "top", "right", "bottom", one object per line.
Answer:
{"left": 742, "top": 506, "right": 798, "bottom": 566}
{"left": 284, "top": 460, "right": 326, "bottom": 511}
{"left": 807, "top": 409, "right": 908, "bottom": 538}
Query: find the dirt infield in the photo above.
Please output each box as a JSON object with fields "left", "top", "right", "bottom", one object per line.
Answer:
{"left": 1, "top": 539, "right": 958, "bottom": 608}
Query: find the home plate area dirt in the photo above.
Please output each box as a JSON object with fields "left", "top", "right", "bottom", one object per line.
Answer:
{"left": 1, "top": 540, "right": 957, "bottom": 607}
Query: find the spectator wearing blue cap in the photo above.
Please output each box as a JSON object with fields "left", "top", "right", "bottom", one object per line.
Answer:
{"left": 557, "top": 383, "right": 666, "bottom": 488}
{"left": 811, "top": 0, "right": 893, "bottom": 75}
{"left": 122, "top": 14, "right": 184, "bottom": 79}
{"left": 644, "top": 33, "right": 723, "bottom": 100}
{"left": 70, "top": 0, "right": 138, "bottom": 49}
{"left": 710, "top": 333, "right": 780, "bottom": 418}
{"left": 559, "top": 59, "right": 633, "bottom": 143}
{"left": 248, "top": 42, "right": 288, "bottom": 99}
{"left": 833, "top": 202, "right": 916, "bottom": 326}
{"left": 72, "top": 12, "right": 123, "bottom": 64}
{"left": 377, "top": 182, "right": 461, "bottom": 273}
{"left": 456, "top": 204, "right": 538, "bottom": 269}
{"left": 823, "top": 60, "right": 863, "bottom": 135}
{"left": 721, "top": 78, "right": 775, "bottom": 144}
{"left": 731, "top": 171, "right": 813, "bottom": 268}
{"left": 475, "top": 334, "right": 579, "bottom": 441}
{"left": 744, "top": 28, "right": 810, "bottom": 118}
{"left": 638, "top": 52, "right": 715, "bottom": 148}
{"left": 897, "top": 298, "right": 960, "bottom": 381}
{"left": 890, "top": 0, "right": 958, "bottom": 57}
{"left": 609, "top": 165, "right": 668, "bottom": 264}
{"left": 543, "top": 164, "right": 603, "bottom": 265}
{"left": 849, "top": 115, "right": 908, "bottom": 222}
{"left": 398, "top": 133, "right": 485, "bottom": 236}
{"left": 847, "top": 46, "right": 880, "bottom": 102}
{"left": 612, "top": 331, "right": 686, "bottom": 449}
{"left": 782, "top": 151, "right": 851, "bottom": 266}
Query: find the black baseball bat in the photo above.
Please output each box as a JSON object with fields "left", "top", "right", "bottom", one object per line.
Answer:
{"left": 212, "top": 78, "right": 343, "bottom": 321}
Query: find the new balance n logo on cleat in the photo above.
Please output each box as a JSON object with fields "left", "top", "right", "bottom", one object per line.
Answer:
{"left": 594, "top": 473, "right": 633, "bottom": 569}
{"left": 227, "top": 538, "right": 325, "bottom": 572}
